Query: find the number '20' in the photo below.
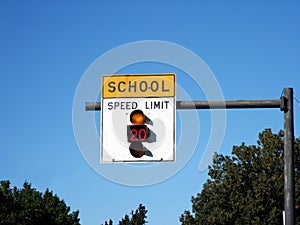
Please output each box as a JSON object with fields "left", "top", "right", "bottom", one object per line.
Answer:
{"left": 129, "top": 128, "right": 147, "bottom": 141}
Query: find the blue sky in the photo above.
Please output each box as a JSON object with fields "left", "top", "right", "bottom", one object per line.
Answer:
{"left": 1, "top": 1, "right": 300, "bottom": 224}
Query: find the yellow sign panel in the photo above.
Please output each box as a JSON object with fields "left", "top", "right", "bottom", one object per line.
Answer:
{"left": 102, "top": 74, "right": 175, "bottom": 98}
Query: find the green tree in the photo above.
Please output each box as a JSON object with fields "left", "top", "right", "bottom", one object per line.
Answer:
{"left": 0, "top": 181, "right": 80, "bottom": 225}
{"left": 103, "top": 204, "right": 148, "bottom": 225}
{"left": 118, "top": 214, "right": 131, "bottom": 225}
{"left": 128, "top": 204, "right": 147, "bottom": 225}
{"left": 104, "top": 219, "right": 113, "bottom": 225}
{"left": 180, "top": 129, "right": 300, "bottom": 225}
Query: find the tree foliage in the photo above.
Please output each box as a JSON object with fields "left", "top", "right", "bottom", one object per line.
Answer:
{"left": 103, "top": 204, "right": 148, "bottom": 225}
{"left": 180, "top": 129, "right": 300, "bottom": 225}
{"left": 0, "top": 181, "right": 80, "bottom": 225}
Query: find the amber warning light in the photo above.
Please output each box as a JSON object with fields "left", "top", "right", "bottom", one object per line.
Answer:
{"left": 127, "top": 110, "right": 153, "bottom": 158}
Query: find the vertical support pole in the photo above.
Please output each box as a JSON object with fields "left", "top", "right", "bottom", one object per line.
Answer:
{"left": 284, "top": 88, "right": 295, "bottom": 225}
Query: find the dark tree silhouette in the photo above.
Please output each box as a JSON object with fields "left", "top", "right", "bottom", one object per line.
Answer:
{"left": 103, "top": 204, "right": 148, "bottom": 225}
{"left": 0, "top": 181, "right": 80, "bottom": 225}
{"left": 180, "top": 129, "right": 300, "bottom": 224}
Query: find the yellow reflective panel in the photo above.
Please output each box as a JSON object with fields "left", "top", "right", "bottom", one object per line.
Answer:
{"left": 102, "top": 74, "right": 175, "bottom": 98}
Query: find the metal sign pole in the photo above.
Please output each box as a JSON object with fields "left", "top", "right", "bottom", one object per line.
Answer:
{"left": 85, "top": 100, "right": 282, "bottom": 111}
{"left": 283, "top": 88, "right": 295, "bottom": 225}
{"left": 85, "top": 87, "right": 295, "bottom": 224}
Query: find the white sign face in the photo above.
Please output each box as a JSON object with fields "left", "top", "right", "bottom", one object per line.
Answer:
{"left": 101, "top": 74, "right": 176, "bottom": 163}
